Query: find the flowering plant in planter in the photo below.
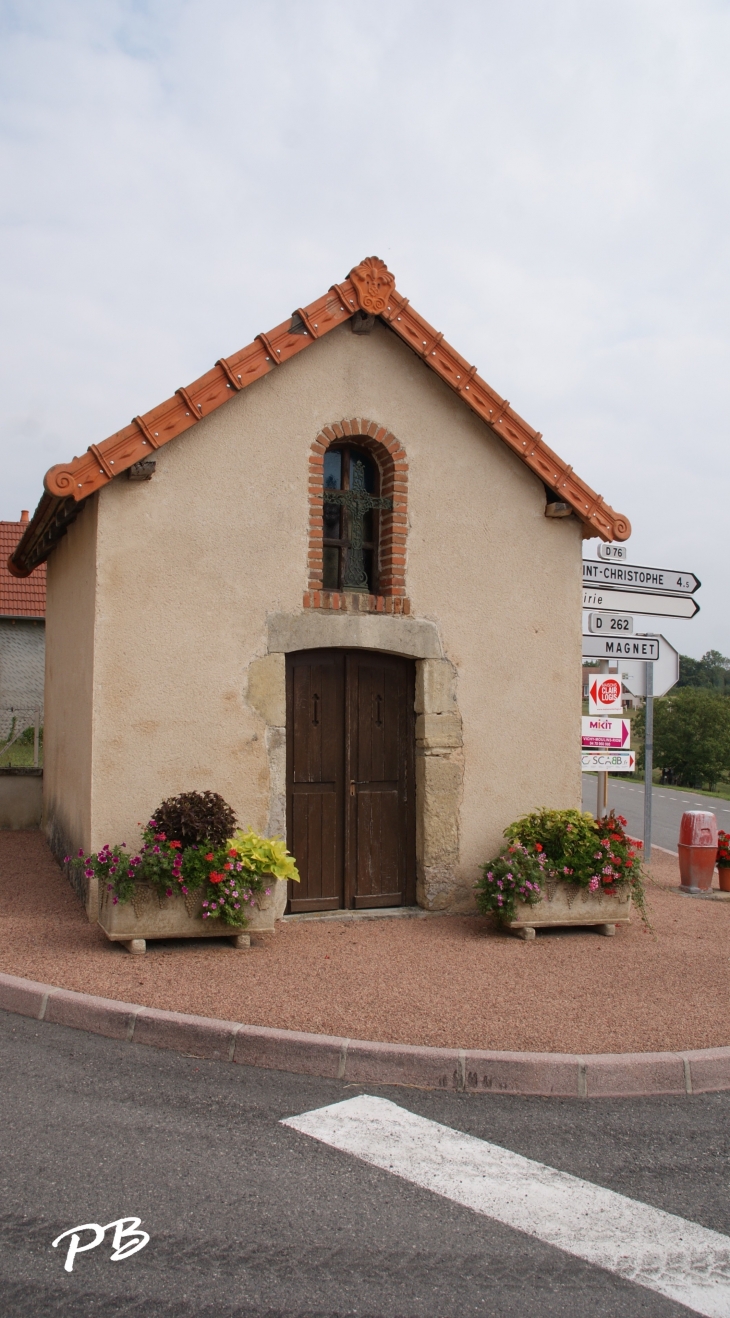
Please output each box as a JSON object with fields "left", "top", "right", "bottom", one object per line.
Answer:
{"left": 478, "top": 808, "right": 648, "bottom": 925}
{"left": 68, "top": 792, "right": 299, "bottom": 931}
{"left": 475, "top": 842, "right": 548, "bottom": 923}
{"left": 717, "top": 830, "right": 730, "bottom": 868}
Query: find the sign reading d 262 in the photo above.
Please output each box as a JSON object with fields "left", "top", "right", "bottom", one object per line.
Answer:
{"left": 588, "top": 673, "right": 623, "bottom": 715}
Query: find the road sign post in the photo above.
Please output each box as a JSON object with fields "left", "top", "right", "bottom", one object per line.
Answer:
{"left": 644, "top": 661, "right": 653, "bottom": 862}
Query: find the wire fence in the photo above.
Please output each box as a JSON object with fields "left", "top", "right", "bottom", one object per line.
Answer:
{"left": 0, "top": 707, "right": 43, "bottom": 767}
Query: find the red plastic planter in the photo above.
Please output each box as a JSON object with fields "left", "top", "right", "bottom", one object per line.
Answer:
{"left": 678, "top": 811, "right": 718, "bottom": 892}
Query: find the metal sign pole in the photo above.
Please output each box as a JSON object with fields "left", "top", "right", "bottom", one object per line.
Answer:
{"left": 593, "top": 658, "right": 610, "bottom": 820}
{"left": 643, "top": 661, "right": 654, "bottom": 862}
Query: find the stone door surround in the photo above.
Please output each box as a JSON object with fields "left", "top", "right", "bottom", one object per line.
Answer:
{"left": 245, "top": 612, "right": 464, "bottom": 913}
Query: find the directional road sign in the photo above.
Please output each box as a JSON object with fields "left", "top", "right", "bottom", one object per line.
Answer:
{"left": 582, "top": 635, "right": 659, "bottom": 660}
{"left": 588, "top": 673, "right": 623, "bottom": 715}
{"left": 582, "top": 562, "right": 700, "bottom": 594}
{"left": 582, "top": 717, "right": 631, "bottom": 749}
{"left": 581, "top": 749, "right": 635, "bottom": 773}
{"left": 582, "top": 587, "right": 699, "bottom": 618}
{"left": 587, "top": 612, "right": 633, "bottom": 634}
{"left": 618, "top": 635, "right": 680, "bottom": 699}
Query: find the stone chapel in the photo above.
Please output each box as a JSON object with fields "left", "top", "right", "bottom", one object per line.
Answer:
{"left": 9, "top": 257, "right": 630, "bottom": 918}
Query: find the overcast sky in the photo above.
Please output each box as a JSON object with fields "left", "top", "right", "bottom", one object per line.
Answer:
{"left": 1, "top": 0, "right": 728, "bottom": 659}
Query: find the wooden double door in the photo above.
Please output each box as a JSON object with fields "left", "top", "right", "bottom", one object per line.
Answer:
{"left": 286, "top": 649, "right": 416, "bottom": 912}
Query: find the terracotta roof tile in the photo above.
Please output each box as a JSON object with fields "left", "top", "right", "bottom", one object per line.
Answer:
{"left": 9, "top": 257, "right": 630, "bottom": 577}
{"left": 1, "top": 522, "right": 46, "bottom": 616}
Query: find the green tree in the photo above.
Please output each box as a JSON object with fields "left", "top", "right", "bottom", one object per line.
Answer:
{"left": 678, "top": 650, "right": 730, "bottom": 694}
{"left": 634, "top": 687, "right": 730, "bottom": 789}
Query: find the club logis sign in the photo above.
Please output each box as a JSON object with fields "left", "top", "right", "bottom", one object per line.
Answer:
{"left": 588, "top": 675, "right": 623, "bottom": 715}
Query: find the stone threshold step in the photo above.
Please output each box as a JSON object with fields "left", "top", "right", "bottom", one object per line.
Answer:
{"left": 282, "top": 905, "right": 450, "bottom": 924}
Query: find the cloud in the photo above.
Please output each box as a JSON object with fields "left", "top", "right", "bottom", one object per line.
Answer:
{"left": 0, "top": 0, "right": 728, "bottom": 655}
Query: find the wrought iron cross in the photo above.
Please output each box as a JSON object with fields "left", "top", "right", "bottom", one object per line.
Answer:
{"left": 324, "top": 460, "right": 393, "bottom": 591}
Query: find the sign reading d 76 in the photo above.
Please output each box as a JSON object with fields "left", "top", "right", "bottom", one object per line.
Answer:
{"left": 588, "top": 674, "right": 623, "bottom": 715}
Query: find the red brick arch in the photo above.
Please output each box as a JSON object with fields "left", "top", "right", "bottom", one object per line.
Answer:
{"left": 304, "top": 418, "right": 410, "bottom": 614}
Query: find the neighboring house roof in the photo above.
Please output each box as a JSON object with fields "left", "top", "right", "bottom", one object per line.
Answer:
{"left": 8, "top": 257, "right": 630, "bottom": 577}
{"left": 1, "top": 518, "right": 46, "bottom": 615}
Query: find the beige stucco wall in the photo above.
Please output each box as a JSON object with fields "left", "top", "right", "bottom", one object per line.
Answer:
{"left": 44, "top": 317, "right": 584, "bottom": 910}
{"left": 43, "top": 498, "right": 98, "bottom": 861}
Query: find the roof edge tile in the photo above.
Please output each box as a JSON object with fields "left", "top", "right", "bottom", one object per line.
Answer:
{"left": 10, "top": 258, "right": 629, "bottom": 576}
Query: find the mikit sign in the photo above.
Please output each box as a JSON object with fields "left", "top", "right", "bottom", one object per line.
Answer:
{"left": 582, "top": 717, "right": 631, "bottom": 749}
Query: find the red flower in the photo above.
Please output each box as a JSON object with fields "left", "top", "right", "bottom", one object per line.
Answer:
{"left": 205, "top": 853, "right": 214, "bottom": 861}
{"left": 169, "top": 840, "right": 182, "bottom": 849}
{"left": 228, "top": 849, "right": 238, "bottom": 857}
{"left": 154, "top": 832, "right": 167, "bottom": 841}
{"left": 223, "top": 862, "right": 233, "bottom": 871}
{"left": 535, "top": 843, "right": 543, "bottom": 852}
{"left": 209, "top": 872, "right": 223, "bottom": 884}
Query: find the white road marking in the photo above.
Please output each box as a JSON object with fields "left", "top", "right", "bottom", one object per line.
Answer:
{"left": 284, "top": 1095, "right": 730, "bottom": 1318}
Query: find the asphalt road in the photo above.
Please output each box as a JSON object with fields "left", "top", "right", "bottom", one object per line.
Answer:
{"left": 3, "top": 1009, "right": 730, "bottom": 1317}
{"left": 581, "top": 773, "right": 730, "bottom": 851}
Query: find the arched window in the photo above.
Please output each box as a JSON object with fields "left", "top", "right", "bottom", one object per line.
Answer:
{"left": 306, "top": 418, "right": 409, "bottom": 615}
{"left": 322, "top": 445, "right": 386, "bottom": 594}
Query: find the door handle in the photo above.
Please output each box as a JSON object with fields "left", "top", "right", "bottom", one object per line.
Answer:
{"left": 350, "top": 781, "right": 356, "bottom": 797}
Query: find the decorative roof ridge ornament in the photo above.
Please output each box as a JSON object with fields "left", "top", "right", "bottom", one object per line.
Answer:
{"left": 349, "top": 257, "right": 396, "bottom": 316}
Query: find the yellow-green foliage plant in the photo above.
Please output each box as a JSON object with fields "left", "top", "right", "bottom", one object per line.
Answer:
{"left": 228, "top": 829, "right": 300, "bottom": 884}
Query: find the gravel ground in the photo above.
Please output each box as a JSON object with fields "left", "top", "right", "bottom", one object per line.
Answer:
{"left": 2, "top": 830, "right": 729, "bottom": 1054}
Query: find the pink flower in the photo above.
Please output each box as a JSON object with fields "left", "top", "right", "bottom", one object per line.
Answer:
{"left": 588, "top": 877, "right": 600, "bottom": 892}
{"left": 112, "top": 896, "right": 118, "bottom": 905}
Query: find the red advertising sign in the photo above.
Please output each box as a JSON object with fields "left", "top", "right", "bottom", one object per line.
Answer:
{"left": 588, "top": 675, "right": 623, "bottom": 715}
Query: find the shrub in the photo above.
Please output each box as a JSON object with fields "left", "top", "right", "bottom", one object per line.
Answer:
{"left": 504, "top": 808, "right": 598, "bottom": 880}
{"left": 151, "top": 791, "right": 237, "bottom": 849}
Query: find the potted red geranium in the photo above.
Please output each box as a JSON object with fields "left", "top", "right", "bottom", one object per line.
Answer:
{"left": 717, "top": 830, "right": 730, "bottom": 892}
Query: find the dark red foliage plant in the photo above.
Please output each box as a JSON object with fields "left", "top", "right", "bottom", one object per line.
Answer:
{"left": 151, "top": 791, "right": 237, "bottom": 849}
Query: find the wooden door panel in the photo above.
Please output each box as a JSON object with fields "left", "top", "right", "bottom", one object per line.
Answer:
{"left": 290, "top": 790, "right": 339, "bottom": 911}
{"left": 354, "top": 788, "right": 402, "bottom": 906}
{"left": 347, "top": 652, "right": 415, "bottom": 909}
{"left": 287, "top": 650, "right": 344, "bottom": 912}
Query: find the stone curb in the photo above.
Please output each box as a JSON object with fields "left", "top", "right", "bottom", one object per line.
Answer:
{"left": 2, "top": 970, "right": 729, "bottom": 1097}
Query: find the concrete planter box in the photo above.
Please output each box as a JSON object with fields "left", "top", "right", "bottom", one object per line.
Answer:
{"left": 506, "top": 880, "right": 632, "bottom": 940}
{"left": 98, "top": 877, "right": 286, "bottom": 954}
{"left": 0, "top": 768, "right": 42, "bottom": 829}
